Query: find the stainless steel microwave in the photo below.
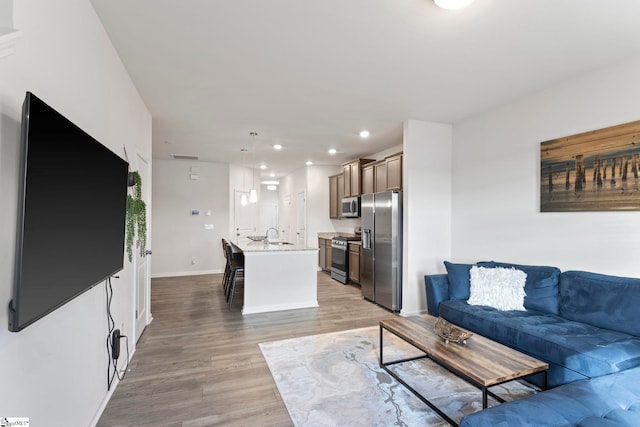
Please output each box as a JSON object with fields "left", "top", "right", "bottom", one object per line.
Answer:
{"left": 341, "top": 196, "right": 360, "bottom": 218}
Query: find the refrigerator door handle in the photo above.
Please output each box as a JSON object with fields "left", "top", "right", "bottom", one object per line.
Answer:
{"left": 362, "top": 229, "right": 371, "bottom": 249}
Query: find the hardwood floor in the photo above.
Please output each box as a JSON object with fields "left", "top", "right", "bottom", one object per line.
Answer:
{"left": 97, "top": 272, "right": 396, "bottom": 427}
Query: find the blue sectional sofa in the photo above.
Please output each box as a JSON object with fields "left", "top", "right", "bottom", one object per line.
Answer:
{"left": 460, "top": 365, "right": 640, "bottom": 427}
{"left": 424, "top": 261, "right": 640, "bottom": 426}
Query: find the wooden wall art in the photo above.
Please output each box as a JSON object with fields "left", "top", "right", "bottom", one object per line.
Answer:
{"left": 540, "top": 120, "right": 640, "bottom": 212}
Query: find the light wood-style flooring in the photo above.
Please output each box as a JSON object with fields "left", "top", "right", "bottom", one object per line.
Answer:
{"left": 97, "top": 272, "right": 396, "bottom": 427}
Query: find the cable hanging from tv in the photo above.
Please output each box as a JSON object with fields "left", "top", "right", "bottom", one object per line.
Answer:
{"left": 106, "top": 276, "right": 130, "bottom": 390}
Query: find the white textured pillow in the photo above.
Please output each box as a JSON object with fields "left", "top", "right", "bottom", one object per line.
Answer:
{"left": 468, "top": 266, "right": 527, "bottom": 311}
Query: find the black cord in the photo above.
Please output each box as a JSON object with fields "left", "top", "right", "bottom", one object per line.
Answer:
{"left": 106, "top": 276, "right": 130, "bottom": 390}
{"left": 112, "top": 335, "right": 130, "bottom": 381}
{"left": 106, "top": 277, "right": 115, "bottom": 390}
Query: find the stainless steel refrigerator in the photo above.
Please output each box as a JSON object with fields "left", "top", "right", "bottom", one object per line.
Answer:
{"left": 361, "top": 191, "right": 402, "bottom": 312}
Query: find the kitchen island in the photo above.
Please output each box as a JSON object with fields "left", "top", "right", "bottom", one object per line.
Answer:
{"left": 232, "top": 239, "right": 319, "bottom": 315}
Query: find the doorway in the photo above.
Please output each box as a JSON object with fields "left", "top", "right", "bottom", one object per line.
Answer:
{"left": 296, "top": 191, "right": 306, "bottom": 247}
{"left": 134, "top": 153, "right": 151, "bottom": 343}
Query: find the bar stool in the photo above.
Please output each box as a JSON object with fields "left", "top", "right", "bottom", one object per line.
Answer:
{"left": 224, "top": 243, "right": 244, "bottom": 309}
{"left": 221, "top": 238, "right": 229, "bottom": 290}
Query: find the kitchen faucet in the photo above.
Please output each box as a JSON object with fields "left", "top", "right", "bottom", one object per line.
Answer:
{"left": 265, "top": 227, "right": 279, "bottom": 242}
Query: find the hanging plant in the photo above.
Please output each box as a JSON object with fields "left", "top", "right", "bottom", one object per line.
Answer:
{"left": 126, "top": 171, "right": 147, "bottom": 262}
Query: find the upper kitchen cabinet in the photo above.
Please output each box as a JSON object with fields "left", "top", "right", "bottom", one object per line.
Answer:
{"left": 385, "top": 153, "right": 403, "bottom": 191}
{"left": 361, "top": 152, "right": 403, "bottom": 194}
{"left": 343, "top": 158, "right": 375, "bottom": 197}
{"left": 362, "top": 163, "right": 375, "bottom": 195}
{"left": 329, "top": 172, "right": 347, "bottom": 219}
{"left": 329, "top": 173, "right": 340, "bottom": 219}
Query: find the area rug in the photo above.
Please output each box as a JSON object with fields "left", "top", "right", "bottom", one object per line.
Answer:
{"left": 259, "top": 326, "right": 538, "bottom": 426}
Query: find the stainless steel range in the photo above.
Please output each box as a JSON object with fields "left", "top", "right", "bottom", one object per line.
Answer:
{"left": 330, "top": 235, "right": 359, "bottom": 284}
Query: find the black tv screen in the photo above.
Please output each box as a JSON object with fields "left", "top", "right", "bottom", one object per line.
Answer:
{"left": 9, "top": 92, "right": 129, "bottom": 332}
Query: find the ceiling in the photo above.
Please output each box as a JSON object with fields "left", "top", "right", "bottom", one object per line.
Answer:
{"left": 90, "top": 0, "right": 640, "bottom": 179}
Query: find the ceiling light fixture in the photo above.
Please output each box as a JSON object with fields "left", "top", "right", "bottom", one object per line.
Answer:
{"left": 267, "top": 185, "right": 277, "bottom": 191}
{"left": 249, "top": 132, "right": 258, "bottom": 204}
{"left": 433, "top": 0, "right": 475, "bottom": 10}
{"left": 273, "top": 144, "right": 283, "bottom": 150}
{"left": 306, "top": 161, "right": 313, "bottom": 166}
{"left": 359, "top": 130, "right": 370, "bottom": 138}
{"left": 260, "top": 164, "right": 267, "bottom": 170}
{"left": 269, "top": 172, "right": 275, "bottom": 177}
{"left": 328, "top": 148, "right": 337, "bottom": 155}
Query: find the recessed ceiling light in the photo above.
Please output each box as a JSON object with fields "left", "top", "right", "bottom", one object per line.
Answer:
{"left": 269, "top": 172, "right": 275, "bottom": 177}
{"left": 260, "top": 164, "right": 267, "bottom": 170}
{"left": 273, "top": 144, "right": 283, "bottom": 150}
{"left": 433, "top": 0, "right": 475, "bottom": 10}
{"left": 359, "top": 130, "right": 370, "bottom": 138}
{"left": 328, "top": 148, "right": 337, "bottom": 155}
{"left": 306, "top": 161, "right": 313, "bottom": 166}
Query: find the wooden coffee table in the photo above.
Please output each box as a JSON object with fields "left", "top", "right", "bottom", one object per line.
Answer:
{"left": 379, "top": 314, "right": 548, "bottom": 426}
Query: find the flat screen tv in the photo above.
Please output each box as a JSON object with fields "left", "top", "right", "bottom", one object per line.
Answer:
{"left": 8, "top": 92, "right": 129, "bottom": 332}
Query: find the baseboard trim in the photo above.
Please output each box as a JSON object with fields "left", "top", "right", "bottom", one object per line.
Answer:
{"left": 242, "top": 300, "right": 319, "bottom": 315}
{"left": 399, "top": 308, "right": 428, "bottom": 317}
{"left": 89, "top": 347, "right": 137, "bottom": 427}
{"left": 151, "top": 269, "right": 223, "bottom": 278}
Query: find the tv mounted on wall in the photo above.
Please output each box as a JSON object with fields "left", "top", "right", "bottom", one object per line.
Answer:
{"left": 8, "top": 92, "right": 129, "bottom": 332}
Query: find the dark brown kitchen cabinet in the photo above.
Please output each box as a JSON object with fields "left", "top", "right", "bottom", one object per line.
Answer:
{"left": 318, "top": 238, "right": 332, "bottom": 272}
{"left": 362, "top": 163, "right": 375, "bottom": 195}
{"left": 348, "top": 242, "right": 361, "bottom": 284}
{"left": 374, "top": 161, "right": 387, "bottom": 193}
{"left": 343, "top": 159, "right": 375, "bottom": 197}
{"left": 363, "top": 152, "right": 403, "bottom": 194}
{"left": 329, "top": 174, "right": 340, "bottom": 219}
{"left": 385, "top": 153, "right": 403, "bottom": 191}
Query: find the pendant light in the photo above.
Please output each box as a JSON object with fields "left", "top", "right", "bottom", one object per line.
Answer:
{"left": 249, "top": 132, "right": 258, "bottom": 204}
{"left": 240, "top": 148, "right": 248, "bottom": 206}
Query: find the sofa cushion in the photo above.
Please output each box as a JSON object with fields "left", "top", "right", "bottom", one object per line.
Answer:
{"left": 478, "top": 261, "right": 560, "bottom": 315}
{"left": 468, "top": 266, "right": 526, "bottom": 311}
{"left": 444, "top": 261, "right": 473, "bottom": 300}
{"left": 439, "top": 300, "right": 640, "bottom": 386}
{"left": 559, "top": 271, "right": 640, "bottom": 337}
{"left": 460, "top": 366, "right": 640, "bottom": 427}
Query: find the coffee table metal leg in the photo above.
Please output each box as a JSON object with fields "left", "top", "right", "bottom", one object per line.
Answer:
{"left": 482, "top": 387, "right": 488, "bottom": 409}
{"left": 379, "top": 325, "right": 459, "bottom": 426}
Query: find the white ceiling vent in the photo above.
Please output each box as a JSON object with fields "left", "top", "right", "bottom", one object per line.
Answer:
{"left": 171, "top": 153, "right": 199, "bottom": 161}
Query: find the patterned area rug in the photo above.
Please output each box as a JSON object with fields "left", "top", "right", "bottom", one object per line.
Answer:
{"left": 259, "top": 326, "right": 538, "bottom": 426}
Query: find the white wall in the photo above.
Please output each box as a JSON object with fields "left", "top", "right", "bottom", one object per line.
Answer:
{"left": 258, "top": 183, "right": 279, "bottom": 235}
{"left": 401, "top": 120, "right": 452, "bottom": 316}
{"left": 228, "top": 163, "right": 260, "bottom": 239}
{"left": 307, "top": 165, "right": 340, "bottom": 245}
{"left": 0, "top": 1, "right": 151, "bottom": 426}
{"left": 278, "top": 166, "right": 307, "bottom": 242}
{"left": 152, "top": 160, "right": 229, "bottom": 277}
{"left": 0, "top": 0, "right": 12, "bottom": 27}
{"left": 451, "top": 57, "right": 640, "bottom": 278}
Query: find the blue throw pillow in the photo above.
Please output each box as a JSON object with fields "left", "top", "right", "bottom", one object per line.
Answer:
{"left": 444, "top": 261, "right": 474, "bottom": 300}
{"left": 478, "top": 261, "right": 560, "bottom": 315}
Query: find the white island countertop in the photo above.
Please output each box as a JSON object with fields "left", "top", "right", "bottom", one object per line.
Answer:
{"left": 230, "top": 238, "right": 319, "bottom": 315}
{"left": 233, "top": 239, "right": 318, "bottom": 253}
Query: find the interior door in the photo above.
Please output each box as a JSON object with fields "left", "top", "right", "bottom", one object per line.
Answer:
{"left": 296, "top": 191, "right": 306, "bottom": 246}
{"left": 134, "top": 153, "right": 151, "bottom": 343}
{"left": 259, "top": 201, "right": 278, "bottom": 235}
{"left": 234, "top": 189, "right": 257, "bottom": 239}
{"left": 280, "top": 194, "right": 291, "bottom": 242}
